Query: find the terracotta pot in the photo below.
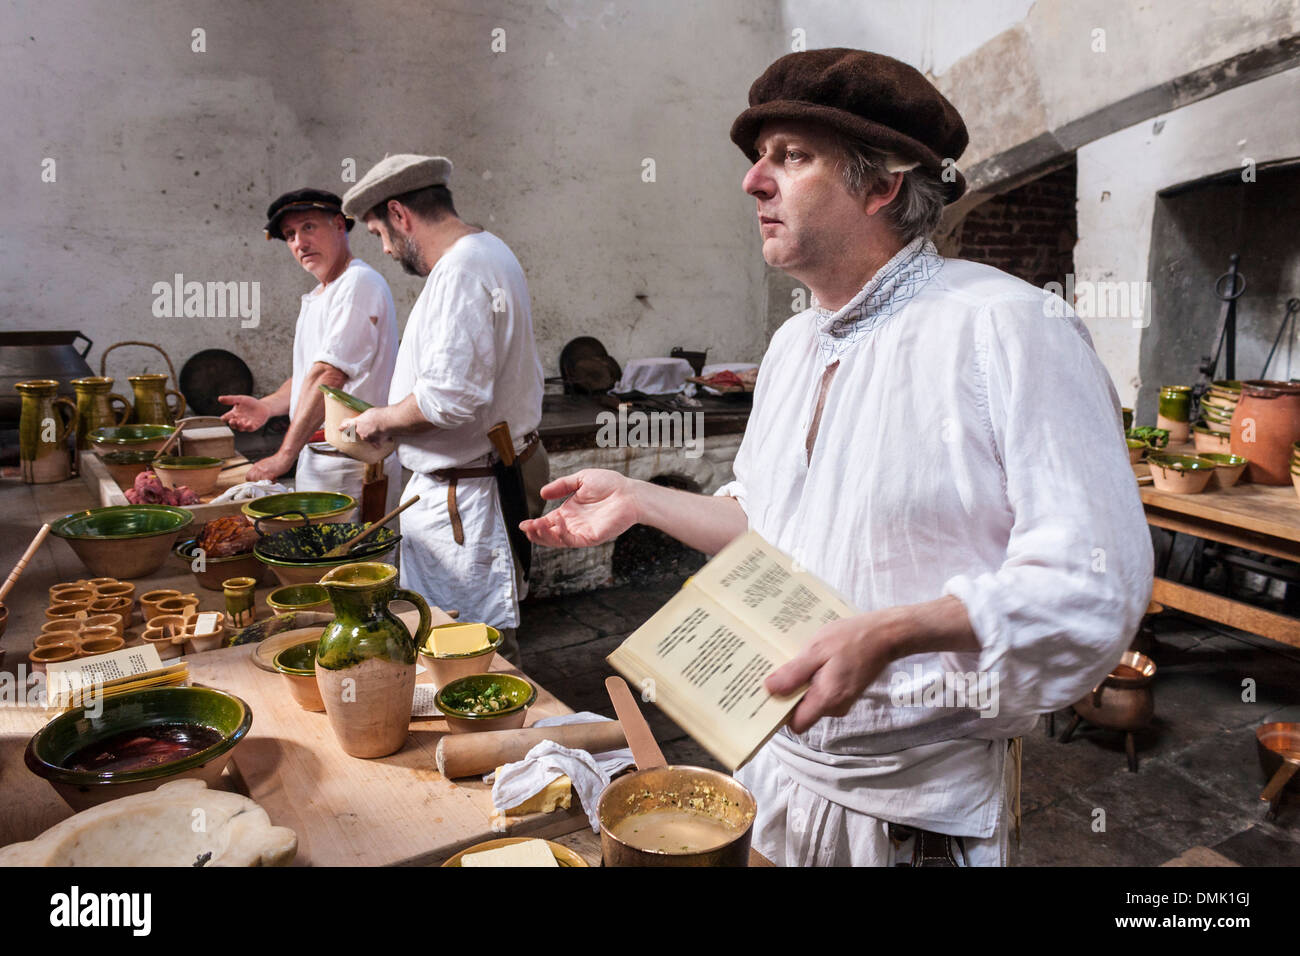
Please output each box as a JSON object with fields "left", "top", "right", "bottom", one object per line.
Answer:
{"left": 1156, "top": 385, "right": 1192, "bottom": 444}
{"left": 139, "top": 589, "right": 182, "bottom": 621}
{"left": 1231, "top": 380, "right": 1300, "bottom": 485}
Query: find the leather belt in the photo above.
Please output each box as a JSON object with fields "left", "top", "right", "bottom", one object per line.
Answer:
{"left": 887, "top": 823, "right": 966, "bottom": 867}
{"left": 430, "top": 431, "right": 541, "bottom": 546}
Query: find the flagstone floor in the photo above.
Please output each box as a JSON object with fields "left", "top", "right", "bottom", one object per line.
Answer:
{"left": 519, "top": 576, "right": 1300, "bottom": 866}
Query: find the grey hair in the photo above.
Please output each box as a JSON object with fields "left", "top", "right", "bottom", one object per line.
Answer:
{"left": 834, "top": 138, "right": 947, "bottom": 243}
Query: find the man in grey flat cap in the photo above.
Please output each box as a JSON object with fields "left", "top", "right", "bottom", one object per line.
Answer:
{"left": 341, "top": 155, "right": 546, "bottom": 664}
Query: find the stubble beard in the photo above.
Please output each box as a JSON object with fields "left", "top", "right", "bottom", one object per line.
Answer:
{"left": 392, "top": 230, "right": 427, "bottom": 276}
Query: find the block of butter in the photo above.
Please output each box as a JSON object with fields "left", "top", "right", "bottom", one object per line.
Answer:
{"left": 495, "top": 770, "right": 572, "bottom": 816}
{"left": 461, "top": 838, "right": 558, "bottom": 867}
{"left": 426, "top": 622, "right": 491, "bottom": 656}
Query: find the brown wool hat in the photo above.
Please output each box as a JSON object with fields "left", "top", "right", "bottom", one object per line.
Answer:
{"left": 730, "top": 48, "right": 969, "bottom": 202}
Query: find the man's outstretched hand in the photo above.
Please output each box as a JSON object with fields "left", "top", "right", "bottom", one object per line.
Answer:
{"left": 219, "top": 394, "right": 271, "bottom": 432}
{"left": 519, "top": 469, "right": 641, "bottom": 548}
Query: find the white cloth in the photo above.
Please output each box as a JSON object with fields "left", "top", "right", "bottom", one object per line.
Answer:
{"left": 612, "top": 357, "right": 694, "bottom": 395}
{"left": 208, "top": 479, "right": 290, "bottom": 504}
{"left": 487, "top": 712, "right": 636, "bottom": 832}
{"left": 388, "top": 232, "right": 543, "bottom": 473}
{"left": 293, "top": 445, "right": 401, "bottom": 516}
{"left": 715, "top": 238, "right": 1153, "bottom": 850}
{"left": 389, "top": 232, "right": 543, "bottom": 626}
{"left": 288, "top": 258, "right": 398, "bottom": 419}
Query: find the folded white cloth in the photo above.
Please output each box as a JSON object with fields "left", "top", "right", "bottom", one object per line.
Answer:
{"left": 208, "top": 480, "right": 290, "bottom": 504}
{"left": 612, "top": 357, "right": 694, "bottom": 395}
{"left": 487, "top": 712, "right": 635, "bottom": 831}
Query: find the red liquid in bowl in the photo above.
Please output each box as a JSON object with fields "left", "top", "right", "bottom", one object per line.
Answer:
{"left": 66, "top": 723, "right": 224, "bottom": 773}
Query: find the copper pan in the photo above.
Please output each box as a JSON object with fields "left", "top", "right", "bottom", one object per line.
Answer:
{"left": 1257, "top": 722, "right": 1300, "bottom": 818}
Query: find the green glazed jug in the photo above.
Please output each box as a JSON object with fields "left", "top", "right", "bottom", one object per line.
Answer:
{"left": 16, "top": 379, "right": 78, "bottom": 484}
{"left": 71, "top": 376, "right": 130, "bottom": 450}
{"left": 128, "top": 373, "right": 185, "bottom": 425}
{"left": 316, "top": 562, "right": 432, "bottom": 758}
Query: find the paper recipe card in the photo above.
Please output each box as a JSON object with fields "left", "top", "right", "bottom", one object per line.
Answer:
{"left": 607, "top": 531, "right": 857, "bottom": 770}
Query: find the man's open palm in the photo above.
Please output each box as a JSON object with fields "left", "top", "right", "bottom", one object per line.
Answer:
{"left": 519, "top": 469, "right": 639, "bottom": 548}
{"left": 219, "top": 394, "right": 270, "bottom": 432}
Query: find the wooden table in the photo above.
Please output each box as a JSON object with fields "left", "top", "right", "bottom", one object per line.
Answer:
{"left": 1140, "top": 451, "right": 1300, "bottom": 648}
{"left": 0, "top": 643, "right": 592, "bottom": 866}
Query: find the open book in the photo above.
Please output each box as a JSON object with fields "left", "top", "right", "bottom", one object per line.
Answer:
{"left": 607, "top": 531, "right": 858, "bottom": 770}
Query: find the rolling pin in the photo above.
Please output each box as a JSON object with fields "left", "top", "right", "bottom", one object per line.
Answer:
{"left": 435, "top": 721, "right": 627, "bottom": 778}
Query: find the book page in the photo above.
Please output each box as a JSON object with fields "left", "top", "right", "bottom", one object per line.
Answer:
{"left": 689, "top": 530, "right": 858, "bottom": 659}
{"left": 46, "top": 644, "right": 165, "bottom": 706}
{"left": 607, "top": 586, "right": 799, "bottom": 770}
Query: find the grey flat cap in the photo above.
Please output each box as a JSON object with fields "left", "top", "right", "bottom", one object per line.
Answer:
{"left": 341, "top": 154, "right": 454, "bottom": 219}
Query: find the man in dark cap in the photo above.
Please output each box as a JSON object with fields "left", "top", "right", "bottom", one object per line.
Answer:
{"left": 522, "top": 49, "right": 1152, "bottom": 865}
{"left": 219, "top": 189, "right": 400, "bottom": 508}
{"left": 339, "top": 156, "right": 546, "bottom": 665}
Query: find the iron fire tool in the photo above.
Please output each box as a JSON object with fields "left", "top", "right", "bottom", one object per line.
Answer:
{"left": 1195, "top": 253, "right": 1247, "bottom": 420}
{"left": 487, "top": 421, "right": 532, "bottom": 581}
{"left": 1260, "top": 298, "right": 1300, "bottom": 380}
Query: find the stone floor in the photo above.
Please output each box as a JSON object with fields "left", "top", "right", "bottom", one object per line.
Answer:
{"left": 518, "top": 576, "right": 1300, "bottom": 866}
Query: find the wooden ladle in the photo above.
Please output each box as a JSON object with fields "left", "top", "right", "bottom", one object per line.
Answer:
{"left": 605, "top": 675, "right": 666, "bottom": 770}
{"left": 320, "top": 496, "right": 420, "bottom": 558}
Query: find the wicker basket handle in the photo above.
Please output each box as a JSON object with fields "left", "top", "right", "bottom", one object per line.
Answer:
{"left": 99, "top": 340, "right": 180, "bottom": 386}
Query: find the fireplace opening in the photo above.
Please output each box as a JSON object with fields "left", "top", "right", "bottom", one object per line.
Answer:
{"left": 611, "top": 474, "right": 707, "bottom": 584}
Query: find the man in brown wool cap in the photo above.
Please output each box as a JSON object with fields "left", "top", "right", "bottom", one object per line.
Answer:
{"left": 524, "top": 49, "right": 1152, "bottom": 865}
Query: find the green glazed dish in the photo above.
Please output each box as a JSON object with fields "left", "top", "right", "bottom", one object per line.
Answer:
{"left": 242, "top": 491, "right": 356, "bottom": 526}
{"left": 24, "top": 686, "right": 251, "bottom": 810}
{"left": 1201, "top": 453, "right": 1246, "bottom": 467}
{"left": 51, "top": 505, "right": 194, "bottom": 540}
{"left": 266, "top": 583, "right": 330, "bottom": 614}
{"left": 318, "top": 384, "right": 372, "bottom": 412}
{"left": 254, "top": 522, "right": 400, "bottom": 564}
{"left": 1147, "top": 454, "right": 1216, "bottom": 471}
{"left": 89, "top": 424, "right": 175, "bottom": 447}
{"left": 436, "top": 674, "right": 537, "bottom": 720}
{"left": 153, "top": 455, "right": 223, "bottom": 470}
{"left": 101, "top": 449, "right": 158, "bottom": 465}
{"left": 273, "top": 640, "right": 318, "bottom": 676}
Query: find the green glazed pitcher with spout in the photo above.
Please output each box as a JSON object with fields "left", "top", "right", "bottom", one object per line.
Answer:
{"left": 128, "top": 373, "right": 185, "bottom": 425}
{"left": 316, "top": 562, "right": 432, "bottom": 758}
{"left": 71, "top": 376, "right": 130, "bottom": 450}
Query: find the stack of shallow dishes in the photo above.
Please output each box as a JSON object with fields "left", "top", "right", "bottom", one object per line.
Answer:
{"left": 1199, "top": 380, "right": 1241, "bottom": 434}
{"left": 253, "top": 522, "right": 400, "bottom": 585}
{"left": 241, "top": 492, "right": 357, "bottom": 533}
{"left": 1292, "top": 442, "right": 1300, "bottom": 501}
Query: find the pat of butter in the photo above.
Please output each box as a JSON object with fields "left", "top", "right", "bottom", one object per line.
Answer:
{"left": 494, "top": 770, "right": 572, "bottom": 816}
{"left": 460, "top": 839, "right": 558, "bottom": 867}
{"left": 427, "top": 622, "right": 491, "bottom": 656}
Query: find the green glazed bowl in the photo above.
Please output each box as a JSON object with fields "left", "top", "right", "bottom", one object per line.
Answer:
{"left": 266, "top": 583, "right": 331, "bottom": 614}
{"left": 52, "top": 505, "right": 195, "bottom": 579}
{"left": 154, "top": 455, "right": 223, "bottom": 470}
{"left": 436, "top": 673, "right": 537, "bottom": 734}
{"left": 24, "top": 686, "right": 252, "bottom": 811}
{"left": 1201, "top": 453, "right": 1246, "bottom": 468}
{"left": 89, "top": 424, "right": 175, "bottom": 450}
{"left": 101, "top": 449, "right": 158, "bottom": 465}
{"left": 273, "top": 639, "right": 318, "bottom": 675}
{"left": 254, "top": 523, "right": 399, "bottom": 585}
{"left": 318, "top": 384, "right": 372, "bottom": 413}
{"left": 242, "top": 492, "right": 357, "bottom": 531}
{"left": 1148, "top": 454, "right": 1216, "bottom": 471}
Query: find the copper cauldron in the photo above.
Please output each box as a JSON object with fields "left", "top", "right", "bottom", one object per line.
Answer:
{"left": 598, "top": 766, "right": 756, "bottom": 867}
{"left": 1061, "top": 650, "right": 1156, "bottom": 772}
{"left": 1256, "top": 722, "right": 1300, "bottom": 819}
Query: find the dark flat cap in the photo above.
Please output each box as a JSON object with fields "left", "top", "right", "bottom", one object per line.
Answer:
{"left": 264, "top": 188, "right": 353, "bottom": 240}
{"left": 730, "top": 48, "right": 969, "bottom": 202}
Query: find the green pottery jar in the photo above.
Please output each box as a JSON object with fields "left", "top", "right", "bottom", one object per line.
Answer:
{"left": 128, "top": 373, "right": 185, "bottom": 425}
{"left": 316, "top": 562, "right": 432, "bottom": 758}
{"left": 1157, "top": 385, "right": 1193, "bottom": 443}
{"left": 70, "top": 377, "right": 130, "bottom": 451}
{"left": 16, "top": 379, "right": 78, "bottom": 484}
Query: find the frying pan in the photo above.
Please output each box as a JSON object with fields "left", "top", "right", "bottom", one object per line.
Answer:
{"left": 180, "top": 349, "right": 254, "bottom": 417}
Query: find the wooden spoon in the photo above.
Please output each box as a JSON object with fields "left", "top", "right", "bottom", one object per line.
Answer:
{"left": 605, "top": 675, "right": 666, "bottom": 770}
{"left": 153, "top": 422, "right": 186, "bottom": 459}
{"left": 0, "top": 523, "right": 51, "bottom": 603}
{"left": 320, "top": 495, "right": 420, "bottom": 558}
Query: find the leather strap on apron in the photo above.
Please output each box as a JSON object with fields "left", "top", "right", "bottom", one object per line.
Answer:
{"left": 430, "top": 432, "right": 542, "bottom": 546}
{"left": 887, "top": 823, "right": 966, "bottom": 867}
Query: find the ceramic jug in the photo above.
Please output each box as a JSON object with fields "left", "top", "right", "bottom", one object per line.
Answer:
{"left": 315, "top": 562, "right": 432, "bottom": 758}
{"left": 128, "top": 373, "right": 185, "bottom": 425}
{"left": 1231, "top": 380, "right": 1300, "bottom": 485}
{"left": 15, "top": 379, "right": 78, "bottom": 484}
{"left": 71, "top": 376, "right": 130, "bottom": 450}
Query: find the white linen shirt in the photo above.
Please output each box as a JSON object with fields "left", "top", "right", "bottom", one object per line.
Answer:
{"left": 719, "top": 238, "right": 1154, "bottom": 837}
{"left": 289, "top": 258, "right": 397, "bottom": 418}
{"left": 388, "top": 231, "right": 544, "bottom": 473}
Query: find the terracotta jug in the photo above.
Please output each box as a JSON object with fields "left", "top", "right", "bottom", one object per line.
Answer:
{"left": 315, "top": 562, "right": 432, "bottom": 758}
{"left": 128, "top": 373, "right": 185, "bottom": 425}
{"left": 1230, "top": 380, "right": 1300, "bottom": 485}
{"left": 15, "top": 379, "right": 78, "bottom": 484}
{"left": 71, "top": 376, "right": 130, "bottom": 450}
